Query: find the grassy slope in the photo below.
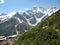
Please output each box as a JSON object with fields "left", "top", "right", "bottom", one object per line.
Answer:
{"left": 14, "top": 10, "right": 60, "bottom": 45}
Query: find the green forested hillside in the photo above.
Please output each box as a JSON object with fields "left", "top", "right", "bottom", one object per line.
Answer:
{"left": 14, "top": 10, "right": 60, "bottom": 45}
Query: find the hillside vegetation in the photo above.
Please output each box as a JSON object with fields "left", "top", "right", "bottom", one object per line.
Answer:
{"left": 14, "top": 10, "right": 60, "bottom": 45}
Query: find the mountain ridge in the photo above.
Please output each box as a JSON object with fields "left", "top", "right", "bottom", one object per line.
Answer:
{"left": 0, "top": 7, "right": 59, "bottom": 26}
{"left": 0, "top": 7, "right": 59, "bottom": 36}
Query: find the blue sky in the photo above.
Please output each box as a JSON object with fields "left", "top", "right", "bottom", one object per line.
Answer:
{"left": 0, "top": 0, "right": 60, "bottom": 14}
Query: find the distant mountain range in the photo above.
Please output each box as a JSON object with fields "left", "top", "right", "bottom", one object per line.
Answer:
{"left": 0, "top": 7, "right": 59, "bottom": 36}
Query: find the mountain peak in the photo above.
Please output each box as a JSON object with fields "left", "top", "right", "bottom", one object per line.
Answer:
{"left": 0, "top": 13, "right": 7, "bottom": 16}
{"left": 31, "top": 6, "right": 46, "bottom": 13}
{"left": 0, "top": 12, "right": 17, "bottom": 23}
{"left": 0, "top": 7, "right": 59, "bottom": 26}
{"left": 47, "top": 7, "right": 59, "bottom": 16}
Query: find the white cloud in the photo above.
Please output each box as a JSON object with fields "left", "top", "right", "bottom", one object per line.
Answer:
{"left": 24, "top": 8, "right": 29, "bottom": 10}
{"left": 0, "top": 0, "right": 4, "bottom": 4}
{"left": 19, "top": 10, "right": 25, "bottom": 12}
{"left": 18, "top": 8, "right": 29, "bottom": 13}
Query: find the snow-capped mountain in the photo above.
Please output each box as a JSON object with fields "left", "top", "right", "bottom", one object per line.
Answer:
{"left": 47, "top": 7, "right": 59, "bottom": 16}
{"left": 0, "top": 7, "right": 59, "bottom": 26}
{"left": 0, "top": 12, "right": 16, "bottom": 23}
{"left": 0, "top": 7, "right": 59, "bottom": 36}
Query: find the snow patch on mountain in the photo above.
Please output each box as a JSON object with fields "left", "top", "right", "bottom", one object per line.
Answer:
{"left": 15, "top": 17, "right": 23, "bottom": 23}
{"left": 0, "top": 12, "right": 16, "bottom": 23}
{"left": 47, "top": 7, "right": 59, "bottom": 16}
{"left": 27, "top": 14, "right": 48, "bottom": 26}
